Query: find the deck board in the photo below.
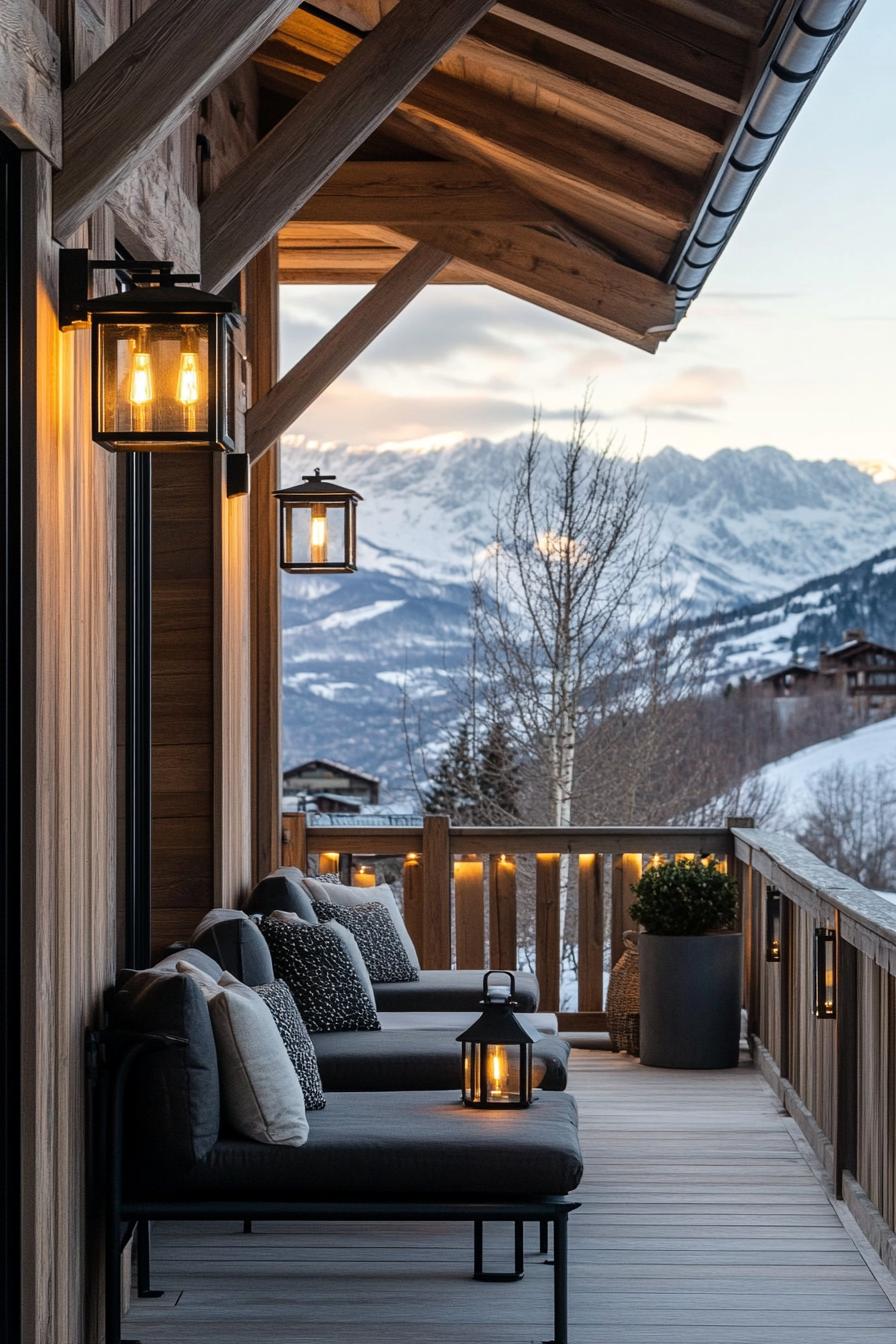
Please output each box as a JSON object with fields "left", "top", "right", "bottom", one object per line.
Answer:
{"left": 126, "top": 1050, "right": 896, "bottom": 1342}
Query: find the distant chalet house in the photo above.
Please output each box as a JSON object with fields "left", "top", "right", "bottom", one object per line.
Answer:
{"left": 283, "top": 759, "right": 380, "bottom": 811}
{"left": 757, "top": 630, "right": 896, "bottom": 710}
{"left": 819, "top": 630, "right": 896, "bottom": 703}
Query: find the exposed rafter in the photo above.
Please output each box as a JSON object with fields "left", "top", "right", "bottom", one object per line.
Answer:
{"left": 254, "top": 13, "right": 699, "bottom": 235}
{"left": 378, "top": 222, "right": 674, "bottom": 348}
{"left": 52, "top": 0, "right": 299, "bottom": 242}
{"left": 246, "top": 242, "right": 450, "bottom": 463}
{"left": 201, "top": 0, "right": 495, "bottom": 293}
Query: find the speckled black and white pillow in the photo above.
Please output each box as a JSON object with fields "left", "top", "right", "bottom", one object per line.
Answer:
{"left": 253, "top": 978, "right": 326, "bottom": 1110}
{"left": 260, "top": 917, "right": 381, "bottom": 1033}
{"left": 312, "top": 899, "right": 419, "bottom": 984}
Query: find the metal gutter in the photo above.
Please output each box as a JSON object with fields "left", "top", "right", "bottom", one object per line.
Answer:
{"left": 667, "top": 0, "right": 867, "bottom": 319}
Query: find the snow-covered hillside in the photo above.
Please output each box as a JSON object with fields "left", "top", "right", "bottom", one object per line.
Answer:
{"left": 759, "top": 716, "right": 896, "bottom": 833}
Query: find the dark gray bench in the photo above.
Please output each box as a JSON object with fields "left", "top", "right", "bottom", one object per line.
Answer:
{"left": 98, "top": 958, "right": 582, "bottom": 1344}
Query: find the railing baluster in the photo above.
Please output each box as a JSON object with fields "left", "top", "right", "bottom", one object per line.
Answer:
{"left": 422, "top": 814, "right": 451, "bottom": 969}
{"left": 488, "top": 854, "right": 517, "bottom": 972}
{"left": 536, "top": 853, "right": 561, "bottom": 1012}
{"left": 281, "top": 812, "right": 307, "bottom": 870}
{"left": 402, "top": 852, "right": 424, "bottom": 959}
{"left": 835, "top": 920, "right": 858, "bottom": 1198}
{"left": 611, "top": 853, "right": 642, "bottom": 967}
{"left": 577, "top": 853, "right": 603, "bottom": 1013}
{"left": 454, "top": 854, "right": 485, "bottom": 969}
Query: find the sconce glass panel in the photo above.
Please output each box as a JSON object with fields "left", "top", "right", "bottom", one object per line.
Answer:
{"left": 814, "top": 926, "right": 837, "bottom": 1019}
{"left": 766, "top": 887, "right": 782, "bottom": 962}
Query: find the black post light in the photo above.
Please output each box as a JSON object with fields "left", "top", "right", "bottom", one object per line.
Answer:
{"left": 273, "top": 468, "right": 362, "bottom": 573}
{"left": 814, "top": 925, "right": 837, "bottom": 1019}
{"left": 457, "top": 972, "right": 538, "bottom": 1108}
{"left": 59, "top": 249, "right": 246, "bottom": 454}
{"left": 766, "top": 886, "right": 782, "bottom": 962}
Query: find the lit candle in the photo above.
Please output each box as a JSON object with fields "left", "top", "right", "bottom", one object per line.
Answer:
{"left": 309, "top": 502, "right": 328, "bottom": 565}
{"left": 487, "top": 1044, "right": 508, "bottom": 1101}
{"left": 353, "top": 864, "right": 376, "bottom": 888}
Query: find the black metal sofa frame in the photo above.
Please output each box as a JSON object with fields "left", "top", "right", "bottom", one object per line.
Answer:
{"left": 93, "top": 1029, "right": 580, "bottom": 1344}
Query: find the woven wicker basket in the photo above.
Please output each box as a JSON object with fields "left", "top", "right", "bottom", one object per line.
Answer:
{"left": 606, "top": 929, "right": 640, "bottom": 1056}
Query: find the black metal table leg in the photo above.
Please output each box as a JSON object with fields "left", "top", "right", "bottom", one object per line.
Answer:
{"left": 473, "top": 1219, "right": 525, "bottom": 1282}
{"left": 540, "top": 1219, "right": 550, "bottom": 1256}
{"left": 545, "top": 1213, "right": 568, "bottom": 1344}
{"left": 243, "top": 1218, "right": 253, "bottom": 1234}
{"left": 137, "top": 1220, "right": 162, "bottom": 1298}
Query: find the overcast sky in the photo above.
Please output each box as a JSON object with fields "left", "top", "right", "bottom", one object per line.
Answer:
{"left": 280, "top": 5, "right": 894, "bottom": 469}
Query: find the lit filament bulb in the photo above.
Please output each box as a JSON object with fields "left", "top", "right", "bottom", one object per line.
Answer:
{"left": 488, "top": 1046, "right": 508, "bottom": 1098}
{"left": 128, "top": 337, "right": 153, "bottom": 433}
{"left": 309, "top": 502, "right": 328, "bottom": 565}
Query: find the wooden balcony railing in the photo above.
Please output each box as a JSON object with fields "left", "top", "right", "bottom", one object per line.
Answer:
{"left": 282, "top": 810, "right": 896, "bottom": 1277}
{"left": 732, "top": 825, "right": 896, "bottom": 1279}
{"left": 281, "top": 812, "right": 735, "bottom": 1030}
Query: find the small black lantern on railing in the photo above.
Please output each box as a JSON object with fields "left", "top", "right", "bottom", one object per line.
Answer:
{"left": 59, "top": 249, "right": 245, "bottom": 454}
{"left": 766, "top": 887, "right": 782, "bottom": 963}
{"left": 457, "top": 972, "right": 538, "bottom": 1108}
{"left": 273, "top": 469, "right": 362, "bottom": 573}
{"left": 814, "top": 925, "right": 837, "bottom": 1019}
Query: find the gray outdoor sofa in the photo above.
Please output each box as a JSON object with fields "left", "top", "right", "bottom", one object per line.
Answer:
{"left": 98, "top": 938, "right": 583, "bottom": 1344}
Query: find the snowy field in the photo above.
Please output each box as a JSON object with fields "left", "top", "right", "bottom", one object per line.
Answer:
{"left": 758, "top": 715, "right": 896, "bottom": 831}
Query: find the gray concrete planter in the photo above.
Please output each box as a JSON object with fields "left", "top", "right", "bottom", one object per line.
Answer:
{"left": 639, "top": 932, "right": 743, "bottom": 1069}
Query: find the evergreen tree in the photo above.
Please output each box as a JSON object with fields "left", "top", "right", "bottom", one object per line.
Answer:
{"left": 423, "top": 720, "right": 479, "bottom": 822}
{"left": 476, "top": 719, "right": 520, "bottom": 822}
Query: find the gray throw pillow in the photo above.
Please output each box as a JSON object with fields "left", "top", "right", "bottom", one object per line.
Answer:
{"left": 178, "top": 963, "right": 309, "bottom": 1147}
{"left": 246, "top": 873, "right": 318, "bottom": 924}
{"left": 254, "top": 979, "right": 326, "bottom": 1110}
{"left": 265, "top": 910, "right": 377, "bottom": 1006}
{"left": 302, "top": 877, "right": 420, "bottom": 972}
{"left": 312, "top": 899, "right": 419, "bottom": 985}
{"left": 259, "top": 916, "right": 381, "bottom": 1033}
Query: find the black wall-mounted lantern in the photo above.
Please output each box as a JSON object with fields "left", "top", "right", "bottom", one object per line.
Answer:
{"left": 457, "top": 972, "right": 538, "bottom": 1108}
{"left": 766, "top": 887, "right": 782, "bottom": 962}
{"left": 814, "top": 925, "right": 837, "bottom": 1019}
{"left": 273, "top": 469, "right": 362, "bottom": 573}
{"left": 59, "top": 249, "right": 246, "bottom": 454}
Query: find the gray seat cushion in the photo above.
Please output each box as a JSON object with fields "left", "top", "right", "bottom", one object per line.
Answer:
{"left": 373, "top": 970, "right": 539, "bottom": 1013}
{"left": 131, "top": 1090, "right": 581, "bottom": 1201}
{"left": 311, "top": 1029, "right": 569, "bottom": 1092}
{"left": 191, "top": 909, "right": 275, "bottom": 986}
{"left": 244, "top": 871, "right": 318, "bottom": 924}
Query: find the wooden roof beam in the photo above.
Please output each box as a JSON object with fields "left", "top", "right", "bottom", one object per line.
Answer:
{"left": 492, "top": 0, "right": 749, "bottom": 111}
{"left": 52, "top": 0, "right": 299, "bottom": 242}
{"left": 246, "top": 241, "right": 450, "bottom": 463}
{"left": 378, "top": 222, "right": 675, "bottom": 348}
{"left": 254, "top": 19, "right": 697, "bottom": 233}
{"left": 292, "top": 161, "right": 563, "bottom": 225}
{"left": 201, "top": 0, "right": 495, "bottom": 294}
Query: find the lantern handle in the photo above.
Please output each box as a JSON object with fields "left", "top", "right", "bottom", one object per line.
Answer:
{"left": 482, "top": 969, "right": 516, "bottom": 1000}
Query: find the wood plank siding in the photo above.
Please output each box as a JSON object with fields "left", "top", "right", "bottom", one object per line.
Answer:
{"left": 126, "top": 1051, "right": 896, "bottom": 1342}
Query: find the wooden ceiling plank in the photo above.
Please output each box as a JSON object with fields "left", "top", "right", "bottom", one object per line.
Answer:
{"left": 491, "top": 0, "right": 748, "bottom": 111}
{"left": 201, "top": 0, "right": 496, "bottom": 293}
{"left": 254, "top": 22, "right": 698, "bottom": 232}
{"left": 291, "top": 160, "right": 562, "bottom": 224}
{"left": 246, "top": 241, "right": 450, "bottom": 462}
{"left": 380, "top": 221, "right": 675, "bottom": 338}
{"left": 52, "top": 0, "right": 300, "bottom": 242}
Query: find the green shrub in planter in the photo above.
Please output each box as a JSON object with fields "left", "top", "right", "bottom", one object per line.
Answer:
{"left": 629, "top": 857, "right": 738, "bottom": 936}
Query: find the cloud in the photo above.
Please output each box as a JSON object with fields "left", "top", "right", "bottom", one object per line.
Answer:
{"left": 630, "top": 365, "right": 745, "bottom": 418}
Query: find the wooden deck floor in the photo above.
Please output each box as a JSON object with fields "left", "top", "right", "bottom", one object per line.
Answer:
{"left": 127, "top": 1050, "right": 896, "bottom": 1343}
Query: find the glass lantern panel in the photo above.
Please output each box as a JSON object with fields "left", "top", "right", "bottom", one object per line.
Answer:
{"left": 463, "top": 1043, "right": 523, "bottom": 1104}
{"left": 284, "top": 501, "right": 348, "bottom": 568}
{"left": 97, "top": 321, "right": 210, "bottom": 442}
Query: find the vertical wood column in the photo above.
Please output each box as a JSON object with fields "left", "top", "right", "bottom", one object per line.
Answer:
{"left": 835, "top": 928, "right": 858, "bottom": 1198}
{"left": 578, "top": 853, "right": 604, "bottom": 1012}
{"left": 245, "top": 241, "right": 281, "bottom": 884}
{"left": 489, "top": 854, "right": 517, "bottom": 971}
{"left": 421, "top": 814, "right": 451, "bottom": 968}
{"left": 281, "top": 812, "right": 307, "bottom": 870}
{"left": 536, "top": 853, "right": 561, "bottom": 1012}
{"left": 454, "top": 855, "right": 485, "bottom": 969}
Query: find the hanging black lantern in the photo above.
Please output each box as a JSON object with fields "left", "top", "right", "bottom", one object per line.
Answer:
{"left": 59, "top": 249, "right": 245, "bottom": 453}
{"left": 766, "top": 887, "right": 782, "bottom": 962}
{"left": 273, "top": 469, "right": 362, "bottom": 573}
{"left": 814, "top": 926, "right": 837, "bottom": 1019}
{"left": 457, "top": 972, "right": 538, "bottom": 1108}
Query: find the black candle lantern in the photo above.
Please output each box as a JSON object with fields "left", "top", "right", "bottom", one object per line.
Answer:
{"left": 457, "top": 972, "right": 538, "bottom": 1108}
{"left": 766, "top": 887, "right": 782, "bottom": 962}
{"left": 814, "top": 925, "right": 837, "bottom": 1019}
{"left": 273, "top": 469, "right": 362, "bottom": 573}
{"left": 59, "top": 249, "right": 245, "bottom": 453}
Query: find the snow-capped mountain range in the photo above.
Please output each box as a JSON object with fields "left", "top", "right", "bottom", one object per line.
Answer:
{"left": 280, "top": 438, "right": 896, "bottom": 798}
